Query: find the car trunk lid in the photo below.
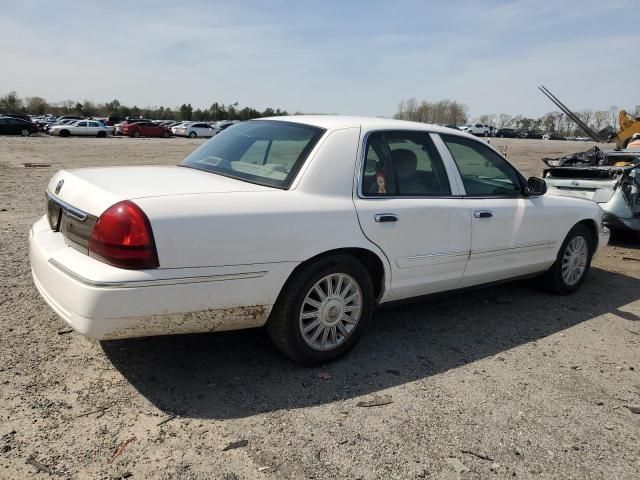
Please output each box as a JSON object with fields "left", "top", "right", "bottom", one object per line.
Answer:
{"left": 45, "top": 165, "right": 272, "bottom": 254}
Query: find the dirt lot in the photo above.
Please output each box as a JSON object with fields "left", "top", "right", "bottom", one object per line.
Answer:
{"left": 1, "top": 135, "right": 639, "bottom": 479}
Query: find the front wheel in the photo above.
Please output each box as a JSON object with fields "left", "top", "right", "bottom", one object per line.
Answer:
{"left": 21, "top": 129, "right": 30, "bottom": 137}
{"left": 188, "top": 131, "right": 197, "bottom": 138}
{"left": 267, "top": 255, "right": 374, "bottom": 365}
{"left": 484, "top": 131, "right": 489, "bottom": 137}
{"left": 542, "top": 224, "right": 593, "bottom": 294}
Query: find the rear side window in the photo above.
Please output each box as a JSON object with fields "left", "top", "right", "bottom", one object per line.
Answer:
{"left": 181, "top": 120, "right": 325, "bottom": 189}
{"left": 441, "top": 134, "right": 522, "bottom": 196}
{"left": 362, "top": 131, "right": 451, "bottom": 196}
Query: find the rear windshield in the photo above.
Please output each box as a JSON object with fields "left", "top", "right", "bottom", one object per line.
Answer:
{"left": 180, "top": 120, "right": 325, "bottom": 189}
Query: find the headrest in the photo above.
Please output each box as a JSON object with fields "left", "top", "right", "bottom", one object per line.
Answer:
{"left": 391, "top": 149, "right": 417, "bottom": 180}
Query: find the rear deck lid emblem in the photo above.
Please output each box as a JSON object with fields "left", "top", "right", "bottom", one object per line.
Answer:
{"left": 55, "top": 179, "right": 64, "bottom": 194}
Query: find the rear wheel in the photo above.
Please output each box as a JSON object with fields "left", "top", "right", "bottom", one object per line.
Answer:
{"left": 21, "top": 129, "right": 30, "bottom": 137}
{"left": 267, "top": 255, "right": 374, "bottom": 365}
{"left": 96, "top": 131, "right": 106, "bottom": 138}
{"left": 132, "top": 131, "right": 140, "bottom": 138}
{"left": 542, "top": 224, "right": 593, "bottom": 294}
{"left": 59, "top": 130, "right": 70, "bottom": 137}
{"left": 162, "top": 131, "right": 170, "bottom": 138}
{"left": 484, "top": 131, "right": 489, "bottom": 137}
{"left": 188, "top": 131, "right": 197, "bottom": 138}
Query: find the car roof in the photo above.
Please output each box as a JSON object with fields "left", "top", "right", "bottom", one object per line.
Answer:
{"left": 255, "top": 115, "right": 460, "bottom": 134}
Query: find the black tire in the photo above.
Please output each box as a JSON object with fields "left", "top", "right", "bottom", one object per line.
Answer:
{"left": 162, "top": 131, "right": 170, "bottom": 138}
{"left": 484, "top": 131, "right": 489, "bottom": 137}
{"left": 132, "top": 131, "right": 140, "bottom": 138}
{"left": 267, "top": 255, "right": 374, "bottom": 365}
{"left": 21, "top": 129, "right": 30, "bottom": 137}
{"left": 188, "top": 131, "right": 196, "bottom": 138}
{"left": 541, "top": 224, "right": 593, "bottom": 294}
{"left": 59, "top": 130, "right": 70, "bottom": 138}
{"left": 500, "top": 134, "right": 505, "bottom": 138}
{"left": 96, "top": 131, "right": 106, "bottom": 138}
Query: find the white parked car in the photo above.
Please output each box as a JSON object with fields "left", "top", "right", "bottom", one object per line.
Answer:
{"left": 462, "top": 123, "right": 492, "bottom": 136}
{"left": 172, "top": 121, "right": 219, "bottom": 138}
{"left": 30, "top": 116, "right": 609, "bottom": 364}
{"left": 49, "top": 120, "right": 113, "bottom": 137}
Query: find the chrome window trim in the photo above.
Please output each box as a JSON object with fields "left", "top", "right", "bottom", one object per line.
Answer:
{"left": 47, "top": 191, "right": 89, "bottom": 221}
{"left": 355, "top": 128, "right": 463, "bottom": 200}
{"left": 48, "top": 259, "right": 267, "bottom": 289}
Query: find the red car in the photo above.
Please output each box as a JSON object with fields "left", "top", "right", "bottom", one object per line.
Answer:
{"left": 122, "top": 121, "right": 171, "bottom": 138}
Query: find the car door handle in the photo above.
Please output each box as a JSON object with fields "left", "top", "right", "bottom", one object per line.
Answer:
{"left": 473, "top": 210, "right": 493, "bottom": 218}
{"left": 374, "top": 213, "right": 399, "bottom": 223}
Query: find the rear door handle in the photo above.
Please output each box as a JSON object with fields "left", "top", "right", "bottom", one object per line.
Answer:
{"left": 374, "top": 213, "right": 399, "bottom": 223}
{"left": 473, "top": 210, "right": 493, "bottom": 218}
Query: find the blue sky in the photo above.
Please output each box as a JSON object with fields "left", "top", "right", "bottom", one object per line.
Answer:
{"left": 1, "top": 0, "right": 638, "bottom": 118}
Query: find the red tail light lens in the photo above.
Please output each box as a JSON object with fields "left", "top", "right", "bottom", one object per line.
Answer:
{"left": 89, "top": 201, "right": 159, "bottom": 269}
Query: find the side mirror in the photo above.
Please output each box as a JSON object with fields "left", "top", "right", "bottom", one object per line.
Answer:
{"left": 525, "top": 176, "right": 547, "bottom": 196}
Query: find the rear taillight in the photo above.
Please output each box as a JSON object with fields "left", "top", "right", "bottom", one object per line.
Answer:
{"left": 89, "top": 201, "right": 159, "bottom": 269}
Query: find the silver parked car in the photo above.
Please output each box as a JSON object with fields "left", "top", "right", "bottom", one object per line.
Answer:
{"left": 544, "top": 147, "right": 640, "bottom": 235}
{"left": 49, "top": 120, "right": 114, "bottom": 137}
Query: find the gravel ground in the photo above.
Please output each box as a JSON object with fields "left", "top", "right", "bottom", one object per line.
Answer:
{"left": 0, "top": 135, "right": 639, "bottom": 479}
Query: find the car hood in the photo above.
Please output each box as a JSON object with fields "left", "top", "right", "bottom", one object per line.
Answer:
{"left": 47, "top": 165, "right": 272, "bottom": 216}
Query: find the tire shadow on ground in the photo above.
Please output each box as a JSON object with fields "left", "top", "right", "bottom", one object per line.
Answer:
{"left": 101, "top": 267, "right": 640, "bottom": 419}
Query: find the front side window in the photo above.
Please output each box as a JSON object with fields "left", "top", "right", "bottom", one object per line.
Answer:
{"left": 181, "top": 120, "right": 325, "bottom": 189}
{"left": 441, "top": 134, "right": 522, "bottom": 196}
{"left": 362, "top": 131, "right": 451, "bottom": 196}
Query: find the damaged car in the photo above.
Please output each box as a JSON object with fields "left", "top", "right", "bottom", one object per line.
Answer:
{"left": 543, "top": 146, "right": 640, "bottom": 235}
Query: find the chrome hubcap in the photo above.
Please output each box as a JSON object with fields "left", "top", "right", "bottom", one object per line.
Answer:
{"left": 299, "top": 273, "right": 362, "bottom": 351}
{"left": 562, "top": 236, "right": 588, "bottom": 286}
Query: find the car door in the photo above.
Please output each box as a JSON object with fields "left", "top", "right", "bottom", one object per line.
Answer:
{"left": 353, "top": 130, "right": 472, "bottom": 301}
{"left": 74, "top": 121, "right": 88, "bottom": 135}
{"left": 436, "top": 133, "right": 559, "bottom": 287}
{"left": 192, "top": 123, "right": 206, "bottom": 137}
{"left": 87, "top": 121, "right": 101, "bottom": 135}
{"left": 0, "top": 118, "right": 12, "bottom": 134}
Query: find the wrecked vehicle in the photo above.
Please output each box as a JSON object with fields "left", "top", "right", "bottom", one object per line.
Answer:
{"left": 544, "top": 146, "right": 640, "bottom": 233}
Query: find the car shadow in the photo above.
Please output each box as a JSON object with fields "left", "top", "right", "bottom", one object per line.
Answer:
{"left": 101, "top": 267, "right": 640, "bottom": 419}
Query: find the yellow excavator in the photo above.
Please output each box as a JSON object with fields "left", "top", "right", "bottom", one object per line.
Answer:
{"left": 539, "top": 85, "right": 640, "bottom": 149}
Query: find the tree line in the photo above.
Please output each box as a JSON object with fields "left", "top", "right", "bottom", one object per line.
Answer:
{"left": 0, "top": 91, "right": 289, "bottom": 121}
{"left": 395, "top": 97, "right": 640, "bottom": 137}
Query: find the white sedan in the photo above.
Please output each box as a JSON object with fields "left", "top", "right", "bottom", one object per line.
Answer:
{"left": 30, "top": 116, "right": 609, "bottom": 364}
{"left": 49, "top": 120, "right": 113, "bottom": 137}
{"left": 172, "top": 121, "right": 219, "bottom": 138}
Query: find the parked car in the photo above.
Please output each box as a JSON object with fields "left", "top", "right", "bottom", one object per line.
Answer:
{"left": 495, "top": 128, "right": 519, "bottom": 138}
{"left": 544, "top": 147, "right": 640, "bottom": 235}
{"left": 0, "top": 116, "right": 39, "bottom": 136}
{"left": 30, "top": 116, "right": 608, "bottom": 364}
{"left": 114, "top": 119, "right": 152, "bottom": 135}
{"left": 49, "top": 120, "right": 112, "bottom": 137}
{"left": 543, "top": 133, "right": 567, "bottom": 141}
{"left": 520, "top": 131, "right": 543, "bottom": 139}
{"left": 122, "top": 121, "right": 171, "bottom": 138}
{"left": 172, "top": 122, "right": 219, "bottom": 138}
{"left": 464, "top": 123, "right": 491, "bottom": 136}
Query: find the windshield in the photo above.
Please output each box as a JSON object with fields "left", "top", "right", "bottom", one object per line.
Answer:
{"left": 180, "top": 120, "right": 325, "bottom": 189}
